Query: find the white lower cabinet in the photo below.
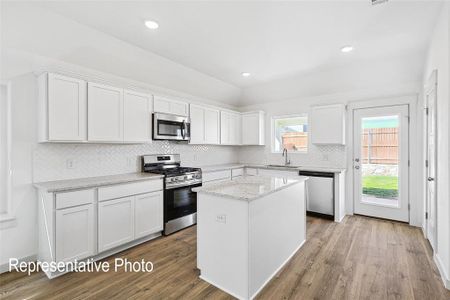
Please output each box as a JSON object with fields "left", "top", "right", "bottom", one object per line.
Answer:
{"left": 135, "top": 191, "right": 163, "bottom": 239}
{"left": 55, "top": 203, "right": 95, "bottom": 262}
{"left": 98, "top": 196, "right": 135, "bottom": 252}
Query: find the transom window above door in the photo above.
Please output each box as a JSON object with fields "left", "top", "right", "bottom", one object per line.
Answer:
{"left": 272, "top": 114, "right": 308, "bottom": 153}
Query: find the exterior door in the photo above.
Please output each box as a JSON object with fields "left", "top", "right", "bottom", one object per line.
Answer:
{"left": 425, "top": 71, "right": 437, "bottom": 250}
{"left": 353, "top": 105, "right": 409, "bottom": 222}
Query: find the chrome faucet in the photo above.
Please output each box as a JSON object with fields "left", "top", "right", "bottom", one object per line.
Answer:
{"left": 282, "top": 148, "right": 291, "bottom": 165}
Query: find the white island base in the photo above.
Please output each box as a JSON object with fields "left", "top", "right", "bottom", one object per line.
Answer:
{"left": 195, "top": 176, "right": 307, "bottom": 300}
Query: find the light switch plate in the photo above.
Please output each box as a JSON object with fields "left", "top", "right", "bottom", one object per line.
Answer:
{"left": 216, "top": 214, "right": 226, "bottom": 224}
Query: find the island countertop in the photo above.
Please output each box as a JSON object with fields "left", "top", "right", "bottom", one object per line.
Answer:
{"left": 193, "top": 175, "right": 308, "bottom": 201}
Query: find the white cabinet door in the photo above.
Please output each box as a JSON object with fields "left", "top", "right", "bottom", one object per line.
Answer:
{"left": 189, "top": 104, "right": 205, "bottom": 144}
{"left": 204, "top": 108, "right": 220, "bottom": 144}
{"left": 220, "top": 111, "right": 230, "bottom": 144}
{"left": 153, "top": 96, "right": 188, "bottom": 116}
{"left": 310, "top": 104, "right": 345, "bottom": 145}
{"left": 123, "top": 90, "right": 151, "bottom": 143}
{"left": 88, "top": 82, "right": 124, "bottom": 142}
{"left": 55, "top": 204, "right": 95, "bottom": 262}
{"left": 220, "top": 111, "right": 241, "bottom": 145}
{"left": 134, "top": 191, "right": 163, "bottom": 239}
{"left": 242, "top": 111, "right": 265, "bottom": 145}
{"left": 231, "top": 112, "right": 242, "bottom": 145}
{"left": 47, "top": 73, "right": 87, "bottom": 141}
{"left": 98, "top": 196, "right": 134, "bottom": 252}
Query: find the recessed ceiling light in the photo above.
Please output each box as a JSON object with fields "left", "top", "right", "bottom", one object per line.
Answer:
{"left": 241, "top": 72, "right": 251, "bottom": 77}
{"left": 145, "top": 20, "right": 159, "bottom": 30}
{"left": 341, "top": 45, "right": 353, "bottom": 53}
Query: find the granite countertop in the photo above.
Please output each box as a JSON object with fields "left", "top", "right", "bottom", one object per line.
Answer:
{"left": 199, "top": 163, "right": 345, "bottom": 173}
{"left": 199, "top": 163, "right": 246, "bottom": 173}
{"left": 34, "top": 172, "right": 164, "bottom": 193}
{"left": 193, "top": 175, "right": 309, "bottom": 201}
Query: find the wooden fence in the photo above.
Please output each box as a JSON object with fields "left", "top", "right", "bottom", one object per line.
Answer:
{"left": 281, "top": 132, "right": 308, "bottom": 151}
{"left": 281, "top": 129, "right": 399, "bottom": 165}
{"left": 361, "top": 128, "right": 398, "bottom": 165}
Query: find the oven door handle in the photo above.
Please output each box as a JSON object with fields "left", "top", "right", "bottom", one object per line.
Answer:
{"left": 166, "top": 181, "right": 202, "bottom": 190}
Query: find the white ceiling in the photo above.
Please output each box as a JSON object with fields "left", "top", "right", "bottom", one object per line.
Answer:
{"left": 35, "top": 1, "right": 442, "bottom": 89}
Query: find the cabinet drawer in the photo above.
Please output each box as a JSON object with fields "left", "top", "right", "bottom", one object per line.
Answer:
{"left": 203, "top": 170, "right": 231, "bottom": 183}
{"left": 98, "top": 180, "right": 163, "bottom": 202}
{"left": 56, "top": 189, "right": 95, "bottom": 209}
{"left": 231, "top": 168, "right": 244, "bottom": 178}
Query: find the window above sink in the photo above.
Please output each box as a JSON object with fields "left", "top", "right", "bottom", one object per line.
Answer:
{"left": 271, "top": 114, "right": 308, "bottom": 153}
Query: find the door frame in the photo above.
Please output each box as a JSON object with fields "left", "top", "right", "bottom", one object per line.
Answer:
{"left": 352, "top": 104, "right": 410, "bottom": 222}
{"left": 424, "top": 70, "right": 438, "bottom": 250}
{"left": 346, "top": 94, "right": 420, "bottom": 226}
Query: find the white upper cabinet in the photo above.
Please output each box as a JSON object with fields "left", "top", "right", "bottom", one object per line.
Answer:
{"left": 153, "top": 95, "right": 188, "bottom": 116}
{"left": 189, "top": 104, "right": 205, "bottom": 144}
{"left": 310, "top": 104, "right": 346, "bottom": 145}
{"left": 123, "top": 90, "right": 152, "bottom": 143}
{"left": 220, "top": 111, "right": 241, "bottom": 145}
{"left": 39, "top": 73, "right": 87, "bottom": 142}
{"left": 204, "top": 108, "right": 220, "bottom": 144}
{"left": 242, "top": 111, "right": 265, "bottom": 145}
{"left": 88, "top": 82, "right": 124, "bottom": 142}
{"left": 190, "top": 104, "right": 220, "bottom": 145}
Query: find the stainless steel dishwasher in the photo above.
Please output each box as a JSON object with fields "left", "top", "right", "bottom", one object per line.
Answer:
{"left": 299, "top": 171, "right": 334, "bottom": 219}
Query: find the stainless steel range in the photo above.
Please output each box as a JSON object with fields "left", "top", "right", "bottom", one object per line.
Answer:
{"left": 142, "top": 154, "right": 202, "bottom": 235}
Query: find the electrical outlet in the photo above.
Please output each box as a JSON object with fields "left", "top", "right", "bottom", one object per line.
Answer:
{"left": 322, "top": 154, "right": 329, "bottom": 161}
{"left": 66, "top": 159, "right": 75, "bottom": 169}
{"left": 193, "top": 154, "right": 197, "bottom": 161}
{"left": 216, "top": 214, "right": 227, "bottom": 224}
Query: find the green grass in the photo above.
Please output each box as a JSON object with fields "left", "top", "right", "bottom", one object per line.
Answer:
{"left": 362, "top": 175, "right": 398, "bottom": 198}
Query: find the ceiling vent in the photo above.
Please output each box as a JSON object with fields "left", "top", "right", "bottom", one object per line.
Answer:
{"left": 372, "top": 0, "right": 388, "bottom": 5}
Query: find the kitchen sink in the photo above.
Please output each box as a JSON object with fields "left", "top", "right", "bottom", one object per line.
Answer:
{"left": 266, "top": 164, "right": 299, "bottom": 169}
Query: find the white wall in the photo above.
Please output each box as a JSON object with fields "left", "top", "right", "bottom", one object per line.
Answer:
{"left": 423, "top": 3, "right": 450, "bottom": 287}
{"left": 0, "top": 74, "right": 38, "bottom": 268}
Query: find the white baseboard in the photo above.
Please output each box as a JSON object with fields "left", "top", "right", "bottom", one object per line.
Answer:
{"left": 0, "top": 254, "right": 37, "bottom": 274}
{"left": 434, "top": 253, "right": 450, "bottom": 290}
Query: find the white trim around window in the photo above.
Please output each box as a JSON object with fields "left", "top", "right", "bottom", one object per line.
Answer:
{"left": 271, "top": 113, "right": 309, "bottom": 154}
{"left": 0, "top": 81, "right": 14, "bottom": 223}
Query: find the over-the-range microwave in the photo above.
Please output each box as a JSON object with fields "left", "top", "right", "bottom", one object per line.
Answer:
{"left": 152, "top": 113, "right": 190, "bottom": 141}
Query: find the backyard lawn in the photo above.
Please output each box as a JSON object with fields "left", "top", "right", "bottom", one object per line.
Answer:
{"left": 362, "top": 175, "right": 398, "bottom": 198}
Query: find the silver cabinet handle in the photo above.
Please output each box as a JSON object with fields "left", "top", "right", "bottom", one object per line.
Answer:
{"left": 428, "top": 177, "right": 435, "bottom": 181}
{"left": 355, "top": 158, "right": 360, "bottom": 162}
{"left": 355, "top": 166, "right": 360, "bottom": 170}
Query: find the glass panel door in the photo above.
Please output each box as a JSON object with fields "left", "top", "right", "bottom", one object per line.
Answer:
{"left": 353, "top": 105, "right": 409, "bottom": 222}
{"left": 361, "top": 115, "right": 399, "bottom": 207}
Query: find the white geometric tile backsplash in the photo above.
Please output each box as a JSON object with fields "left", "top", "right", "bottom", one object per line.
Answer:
{"left": 238, "top": 144, "right": 347, "bottom": 169}
{"left": 33, "top": 141, "right": 346, "bottom": 183}
{"left": 33, "top": 141, "right": 239, "bottom": 182}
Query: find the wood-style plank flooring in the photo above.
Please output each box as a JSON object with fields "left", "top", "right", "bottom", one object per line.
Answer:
{"left": 1, "top": 215, "right": 449, "bottom": 299}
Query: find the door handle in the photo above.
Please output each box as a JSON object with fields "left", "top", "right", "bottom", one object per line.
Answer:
{"left": 427, "top": 177, "right": 435, "bottom": 182}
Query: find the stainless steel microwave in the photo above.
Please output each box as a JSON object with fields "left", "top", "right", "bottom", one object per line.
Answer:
{"left": 152, "top": 113, "right": 190, "bottom": 141}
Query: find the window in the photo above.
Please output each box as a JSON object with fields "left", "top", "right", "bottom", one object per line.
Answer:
{"left": 272, "top": 114, "right": 308, "bottom": 153}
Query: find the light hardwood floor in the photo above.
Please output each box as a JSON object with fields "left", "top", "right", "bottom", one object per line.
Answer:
{"left": 1, "top": 215, "right": 449, "bottom": 299}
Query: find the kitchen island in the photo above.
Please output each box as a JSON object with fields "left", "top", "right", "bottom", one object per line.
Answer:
{"left": 193, "top": 175, "right": 308, "bottom": 300}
